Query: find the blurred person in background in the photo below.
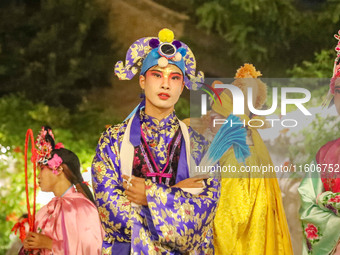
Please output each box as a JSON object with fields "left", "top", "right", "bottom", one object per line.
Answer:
{"left": 299, "top": 30, "right": 340, "bottom": 255}
{"left": 206, "top": 64, "right": 293, "bottom": 255}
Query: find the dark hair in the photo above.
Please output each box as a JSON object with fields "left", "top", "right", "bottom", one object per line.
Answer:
{"left": 41, "top": 126, "right": 95, "bottom": 204}
{"left": 50, "top": 149, "right": 95, "bottom": 204}
{"left": 42, "top": 126, "right": 55, "bottom": 149}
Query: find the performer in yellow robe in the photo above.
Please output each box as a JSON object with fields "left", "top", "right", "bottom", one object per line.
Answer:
{"left": 212, "top": 64, "right": 293, "bottom": 255}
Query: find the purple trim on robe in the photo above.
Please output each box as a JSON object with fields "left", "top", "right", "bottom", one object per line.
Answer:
{"left": 175, "top": 136, "right": 190, "bottom": 183}
{"left": 111, "top": 241, "right": 131, "bottom": 255}
{"left": 129, "top": 101, "right": 144, "bottom": 147}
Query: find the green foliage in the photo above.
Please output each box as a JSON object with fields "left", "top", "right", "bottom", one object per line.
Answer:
{"left": 288, "top": 50, "right": 334, "bottom": 78}
{"left": 286, "top": 49, "right": 335, "bottom": 106}
{"left": 175, "top": 97, "right": 190, "bottom": 120}
{"left": 0, "top": 94, "right": 118, "bottom": 253}
{"left": 195, "top": 0, "right": 299, "bottom": 62}
{"left": 156, "top": 0, "right": 195, "bottom": 15}
{"left": 0, "top": 0, "right": 116, "bottom": 109}
{"left": 194, "top": 0, "right": 340, "bottom": 76}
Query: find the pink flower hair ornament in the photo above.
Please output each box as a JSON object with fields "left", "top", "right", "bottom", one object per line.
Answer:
{"left": 48, "top": 154, "right": 63, "bottom": 174}
{"left": 322, "top": 29, "right": 340, "bottom": 107}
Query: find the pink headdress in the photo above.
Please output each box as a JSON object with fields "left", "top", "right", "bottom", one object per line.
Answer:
{"left": 35, "top": 127, "right": 64, "bottom": 174}
{"left": 330, "top": 30, "right": 340, "bottom": 94}
{"left": 324, "top": 30, "right": 340, "bottom": 107}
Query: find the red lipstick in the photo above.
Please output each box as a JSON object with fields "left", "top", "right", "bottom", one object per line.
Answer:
{"left": 158, "top": 93, "right": 170, "bottom": 100}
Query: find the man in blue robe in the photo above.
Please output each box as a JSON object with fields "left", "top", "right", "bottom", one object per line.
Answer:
{"left": 92, "top": 28, "right": 220, "bottom": 255}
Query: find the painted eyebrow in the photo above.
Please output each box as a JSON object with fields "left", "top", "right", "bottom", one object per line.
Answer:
{"left": 150, "top": 69, "right": 182, "bottom": 75}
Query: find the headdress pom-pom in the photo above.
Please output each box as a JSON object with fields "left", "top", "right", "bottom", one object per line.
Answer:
{"left": 173, "top": 52, "right": 182, "bottom": 62}
{"left": 149, "top": 38, "right": 160, "bottom": 49}
{"left": 158, "top": 57, "right": 168, "bottom": 67}
{"left": 172, "top": 40, "right": 182, "bottom": 49}
{"left": 178, "top": 47, "right": 187, "bottom": 57}
{"left": 159, "top": 28, "right": 174, "bottom": 43}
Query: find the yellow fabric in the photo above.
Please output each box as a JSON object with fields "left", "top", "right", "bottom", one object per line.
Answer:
{"left": 212, "top": 93, "right": 293, "bottom": 255}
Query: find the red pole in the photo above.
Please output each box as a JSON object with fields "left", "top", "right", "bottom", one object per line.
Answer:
{"left": 24, "top": 129, "right": 37, "bottom": 232}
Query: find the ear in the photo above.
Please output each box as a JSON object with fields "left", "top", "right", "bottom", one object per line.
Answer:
{"left": 180, "top": 81, "right": 185, "bottom": 94}
{"left": 139, "top": 75, "right": 146, "bottom": 90}
{"left": 55, "top": 165, "right": 65, "bottom": 176}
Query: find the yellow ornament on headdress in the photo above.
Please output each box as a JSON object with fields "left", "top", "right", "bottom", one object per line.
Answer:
{"left": 235, "top": 63, "right": 262, "bottom": 78}
{"left": 232, "top": 63, "right": 266, "bottom": 109}
{"left": 158, "top": 28, "right": 174, "bottom": 43}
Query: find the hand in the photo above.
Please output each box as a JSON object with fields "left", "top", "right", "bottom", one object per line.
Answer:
{"left": 334, "top": 241, "right": 340, "bottom": 255}
{"left": 23, "top": 232, "right": 53, "bottom": 250}
{"left": 316, "top": 193, "right": 322, "bottom": 204}
{"left": 172, "top": 177, "right": 205, "bottom": 189}
{"left": 122, "top": 175, "right": 148, "bottom": 206}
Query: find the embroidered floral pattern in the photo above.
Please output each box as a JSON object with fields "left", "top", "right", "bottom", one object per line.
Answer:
{"left": 140, "top": 110, "right": 179, "bottom": 168}
{"left": 305, "top": 224, "right": 319, "bottom": 240}
{"left": 303, "top": 223, "right": 322, "bottom": 254}
{"left": 329, "top": 195, "right": 340, "bottom": 203}
{"left": 319, "top": 192, "right": 340, "bottom": 216}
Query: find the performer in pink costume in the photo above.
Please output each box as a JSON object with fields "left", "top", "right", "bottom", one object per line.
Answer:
{"left": 22, "top": 126, "right": 104, "bottom": 255}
